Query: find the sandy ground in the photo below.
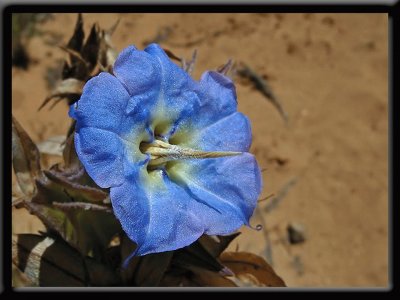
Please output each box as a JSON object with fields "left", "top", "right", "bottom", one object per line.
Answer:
{"left": 12, "top": 13, "right": 389, "bottom": 287}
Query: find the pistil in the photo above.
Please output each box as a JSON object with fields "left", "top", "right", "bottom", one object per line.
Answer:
{"left": 140, "top": 139, "right": 242, "bottom": 167}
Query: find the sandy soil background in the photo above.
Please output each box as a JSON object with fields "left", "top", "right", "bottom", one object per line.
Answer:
{"left": 12, "top": 13, "right": 389, "bottom": 287}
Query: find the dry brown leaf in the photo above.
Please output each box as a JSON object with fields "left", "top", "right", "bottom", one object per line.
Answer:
{"left": 220, "top": 251, "right": 286, "bottom": 287}
{"left": 184, "top": 265, "right": 237, "bottom": 287}
{"left": 12, "top": 116, "right": 42, "bottom": 197}
{"left": 37, "top": 135, "right": 65, "bottom": 156}
{"left": 39, "top": 78, "right": 85, "bottom": 110}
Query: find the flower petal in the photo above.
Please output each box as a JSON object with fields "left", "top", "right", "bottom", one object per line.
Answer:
{"left": 196, "top": 71, "right": 238, "bottom": 125}
{"left": 113, "top": 45, "right": 161, "bottom": 99}
{"left": 167, "top": 153, "right": 262, "bottom": 235}
{"left": 144, "top": 43, "right": 197, "bottom": 100}
{"left": 75, "top": 127, "right": 125, "bottom": 188}
{"left": 181, "top": 112, "right": 252, "bottom": 152}
{"left": 170, "top": 71, "right": 242, "bottom": 150}
{"left": 69, "top": 72, "right": 130, "bottom": 132}
{"left": 144, "top": 44, "right": 201, "bottom": 135}
{"left": 110, "top": 167, "right": 204, "bottom": 256}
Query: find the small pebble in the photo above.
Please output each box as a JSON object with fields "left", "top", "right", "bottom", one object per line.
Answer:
{"left": 287, "top": 222, "right": 307, "bottom": 244}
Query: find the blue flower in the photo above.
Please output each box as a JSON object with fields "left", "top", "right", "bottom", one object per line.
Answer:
{"left": 69, "top": 44, "right": 262, "bottom": 257}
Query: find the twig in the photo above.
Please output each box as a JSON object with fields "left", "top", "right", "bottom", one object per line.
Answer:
{"left": 257, "top": 193, "right": 274, "bottom": 203}
{"left": 162, "top": 48, "right": 181, "bottom": 62}
{"left": 237, "top": 63, "right": 288, "bottom": 125}
{"left": 48, "top": 96, "right": 65, "bottom": 110}
{"left": 254, "top": 207, "right": 274, "bottom": 266}
{"left": 183, "top": 49, "right": 198, "bottom": 75}
{"left": 107, "top": 18, "right": 120, "bottom": 36}
{"left": 166, "top": 36, "right": 205, "bottom": 48}
{"left": 264, "top": 177, "right": 298, "bottom": 213}
{"left": 166, "top": 29, "right": 228, "bottom": 48}
{"left": 291, "top": 255, "right": 304, "bottom": 276}
{"left": 38, "top": 93, "right": 78, "bottom": 111}
{"left": 217, "top": 59, "right": 233, "bottom": 76}
{"left": 143, "top": 26, "right": 172, "bottom": 46}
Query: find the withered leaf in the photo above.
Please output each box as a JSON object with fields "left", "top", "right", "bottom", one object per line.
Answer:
{"left": 12, "top": 263, "right": 36, "bottom": 287}
{"left": 161, "top": 266, "right": 234, "bottom": 287}
{"left": 66, "top": 209, "right": 121, "bottom": 258}
{"left": 12, "top": 234, "right": 120, "bottom": 287}
{"left": 62, "top": 131, "right": 82, "bottom": 173}
{"left": 198, "top": 232, "right": 241, "bottom": 258}
{"left": 39, "top": 78, "right": 84, "bottom": 110}
{"left": 182, "top": 265, "right": 237, "bottom": 287}
{"left": 66, "top": 13, "right": 84, "bottom": 55}
{"left": 220, "top": 252, "right": 286, "bottom": 287}
{"left": 84, "top": 257, "right": 121, "bottom": 286}
{"left": 119, "top": 233, "right": 173, "bottom": 287}
{"left": 132, "top": 251, "right": 174, "bottom": 287}
{"left": 23, "top": 201, "right": 75, "bottom": 243}
{"left": 98, "top": 19, "right": 120, "bottom": 70}
{"left": 12, "top": 116, "right": 41, "bottom": 197}
{"left": 237, "top": 63, "right": 288, "bottom": 124}
{"left": 12, "top": 234, "right": 82, "bottom": 286}
{"left": 32, "top": 180, "right": 119, "bottom": 257}
{"left": 82, "top": 24, "right": 100, "bottom": 72}
{"left": 53, "top": 201, "right": 112, "bottom": 213}
{"left": 59, "top": 45, "right": 88, "bottom": 66}
{"left": 30, "top": 172, "right": 117, "bottom": 257}
{"left": 159, "top": 272, "right": 186, "bottom": 287}
{"left": 43, "top": 169, "right": 108, "bottom": 203}
{"left": 120, "top": 233, "right": 139, "bottom": 285}
{"left": 61, "top": 14, "right": 85, "bottom": 80}
{"left": 37, "top": 135, "right": 65, "bottom": 156}
{"left": 172, "top": 240, "right": 225, "bottom": 273}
